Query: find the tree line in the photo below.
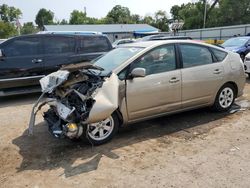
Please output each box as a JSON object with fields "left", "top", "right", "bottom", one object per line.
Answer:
{"left": 0, "top": 0, "right": 250, "bottom": 38}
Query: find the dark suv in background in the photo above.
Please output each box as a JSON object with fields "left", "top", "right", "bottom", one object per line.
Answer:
{"left": 0, "top": 34, "right": 112, "bottom": 96}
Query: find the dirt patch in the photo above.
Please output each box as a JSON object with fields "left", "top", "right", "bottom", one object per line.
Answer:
{"left": 0, "top": 82, "right": 250, "bottom": 188}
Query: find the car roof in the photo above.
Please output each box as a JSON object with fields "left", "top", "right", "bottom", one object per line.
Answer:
{"left": 120, "top": 41, "right": 165, "bottom": 48}
{"left": 139, "top": 34, "right": 192, "bottom": 41}
{"left": 8, "top": 33, "right": 106, "bottom": 40}
{"left": 119, "top": 40, "right": 190, "bottom": 48}
{"left": 38, "top": 31, "right": 102, "bottom": 35}
{"left": 119, "top": 40, "right": 224, "bottom": 51}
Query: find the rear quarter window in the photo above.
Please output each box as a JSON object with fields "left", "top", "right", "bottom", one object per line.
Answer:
{"left": 79, "top": 36, "right": 111, "bottom": 53}
{"left": 210, "top": 48, "right": 227, "bottom": 62}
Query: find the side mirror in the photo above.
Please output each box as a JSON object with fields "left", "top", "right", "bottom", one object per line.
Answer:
{"left": 130, "top": 68, "right": 146, "bottom": 78}
{"left": 0, "top": 49, "right": 2, "bottom": 58}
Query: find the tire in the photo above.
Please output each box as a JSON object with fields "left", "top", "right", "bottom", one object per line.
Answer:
{"left": 248, "top": 73, "right": 250, "bottom": 78}
{"left": 212, "top": 83, "right": 236, "bottom": 112}
{"left": 85, "top": 113, "right": 119, "bottom": 145}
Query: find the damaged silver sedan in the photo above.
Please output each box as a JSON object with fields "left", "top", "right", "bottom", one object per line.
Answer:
{"left": 29, "top": 40, "right": 246, "bottom": 145}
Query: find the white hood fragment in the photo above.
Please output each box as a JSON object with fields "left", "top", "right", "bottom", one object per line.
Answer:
{"left": 87, "top": 73, "right": 119, "bottom": 123}
{"left": 40, "top": 70, "right": 70, "bottom": 93}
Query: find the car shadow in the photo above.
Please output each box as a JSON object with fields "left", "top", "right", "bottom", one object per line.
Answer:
{"left": 12, "top": 106, "right": 239, "bottom": 178}
{"left": 0, "top": 93, "right": 41, "bottom": 108}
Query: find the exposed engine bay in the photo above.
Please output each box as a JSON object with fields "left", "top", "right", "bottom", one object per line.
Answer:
{"left": 28, "top": 63, "right": 119, "bottom": 140}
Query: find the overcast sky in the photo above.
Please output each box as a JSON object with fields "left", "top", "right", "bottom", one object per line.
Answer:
{"left": 1, "top": 0, "right": 194, "bottom": 24}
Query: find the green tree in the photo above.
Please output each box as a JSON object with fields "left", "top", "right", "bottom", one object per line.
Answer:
{"left": 154, "top": 10, "right": 169, "bottom": 31}
{"left": 131, "top": 14, "right": 142, "bottom": 24}
{"left": 0, "top": 21, "right": 17, "bottom": 38}
{"left": 143, "top": 15, "right": 155, "bottom": 25}
{"left": 168, "top": 0, "right": 250, "bottom": 30}
{"left": 0, "top": 4, "right": 22, "bottom": 22}
{"left": 106, "top": 5, "right": 131, "bottom": 24}
{"left": 69, "top": 10, "right": 87, "bottom": 24}
{"left": 20, "top": 22, "right": 38, "bottom": 35}
{"left": 59, "top": 19, "right": 68, "bottom": 25}
{"left": 218, "top": 0, "right": 250, "bottom": 26}
{"left": 35, "top": 8, "right": 54, "bottom": 30}
{"left": 178, "top": 2, "right": 204, "bottom": 29}
{"left": 170, "top": 5, "right": 182, "bottom": 21}
{"left": 86, "top": 17, "right": 99, "bottom": 24}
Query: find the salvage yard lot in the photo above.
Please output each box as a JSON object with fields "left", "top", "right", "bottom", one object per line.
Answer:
{"left": 0, "top": 81, "right": 250, "bottom": 188}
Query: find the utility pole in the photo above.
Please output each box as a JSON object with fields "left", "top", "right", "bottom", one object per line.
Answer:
{"left": 203, "top": 0, "right": 207, "bottom": 28}
{"left": 84, "top": 6, "right": 86, "bottom": 15}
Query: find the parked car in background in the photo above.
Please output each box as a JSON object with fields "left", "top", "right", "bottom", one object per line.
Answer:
{"left": 0, "top": 34, "right": 112, "bottom": 96}
{"left": 0, "top": 39, "right": 6, "bottom": 44}
{"left": 30, "top": 40, "right": 245, "bottom": 145}
{"left": 112, "top": 38, "right": 135, "bottom": 48}
{"left": 221, "top": 36, "right": 250, "bottom": 60}
{"left": 244, "top": 52, "right": 250, "bottom": 77}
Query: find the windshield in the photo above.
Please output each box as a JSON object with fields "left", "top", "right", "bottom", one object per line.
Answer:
{"left": 222, "top": 37, "right": 249, "bottom": 47}
{"left": 94, "top": 47, "right": 144, "bottom": 72}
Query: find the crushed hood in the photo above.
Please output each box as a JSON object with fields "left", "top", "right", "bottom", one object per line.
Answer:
{"left": 60, "top": 62, "right": 104, "bottom": 72}
{"left": 29, "top": 64, "right": 119, "bottom": 135}
{"left": 40, "top": 70, "right": 70, "bottom": 93}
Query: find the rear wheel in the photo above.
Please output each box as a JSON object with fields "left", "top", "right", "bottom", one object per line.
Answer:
{"left": 212, "top": 84, "right": 236, "bottom": 112}
{"left": 86, "top": 113, "right": 119, "bottom": 145}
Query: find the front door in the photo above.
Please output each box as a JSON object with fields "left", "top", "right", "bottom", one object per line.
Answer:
{"left": 126, "top": 44, "right": 182, "bottom": 121}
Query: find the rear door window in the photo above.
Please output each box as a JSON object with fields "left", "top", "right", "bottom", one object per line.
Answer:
{"left": 78, "top": 36, "right": 111, "bottom": 53}
{"left": 3, "top": 37, "right": 41, "bottom": 57}
{"left": 179, "top": 44, "right": 213, "bottom": 68}
{"left": 210, "top": 48, "right": 227, "bottom": 62}
{"left": 43, "top": 36, "right": 75, "bottom": 55}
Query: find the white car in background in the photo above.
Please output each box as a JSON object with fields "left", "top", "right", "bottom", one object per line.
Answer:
{"left": 112, "top": 38, "right": 135, "bottom": 48}
{"left": 0, "top": 39, "right": 6, "bottom": 44}
{"left": 244, "top": 52, "right": 250, "bottom": 77}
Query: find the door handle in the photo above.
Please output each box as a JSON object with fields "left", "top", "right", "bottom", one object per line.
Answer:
{"left": 32, "top": 59, "right": 43, "bottom": 63}
{"left": 169, "top": 77, "right": 180, "bottom": 83}
{"left": 213, "top": 69, "right": 222, "bottom": 74}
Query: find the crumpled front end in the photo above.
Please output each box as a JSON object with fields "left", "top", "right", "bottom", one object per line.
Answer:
{"left": 28, "top": 64, "right": 119, "bottom": 139}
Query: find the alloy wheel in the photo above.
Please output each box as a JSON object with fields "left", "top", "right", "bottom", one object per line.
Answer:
{"left": 219, "top": 87, "right": 234, "bottom": 108}
{"left": 87, "top": 116, "right": 114, "bottom": 141}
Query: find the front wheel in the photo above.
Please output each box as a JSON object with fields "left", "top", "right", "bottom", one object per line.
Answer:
{"left": 85, "top": 113, "right": 119, "bottom": 145}
{"left": 212, "top": 84, "right": 236, "bottom": 112}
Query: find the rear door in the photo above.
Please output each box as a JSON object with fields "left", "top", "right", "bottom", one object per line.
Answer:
{"left": 76, "top": 36, "right": 112, "bottom": 62}
{"left": 42, "top": 35, "right": 77, "bottom": 74}
{"left": 179, "top": 43, "right": 225, "bottom": 108}
{"left": 0, "top": 36, "right": 44, "bottom": 89}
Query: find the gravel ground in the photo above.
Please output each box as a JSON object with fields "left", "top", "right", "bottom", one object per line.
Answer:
{"left": 0, "top": 80, "right": 250, "bottom": 188}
